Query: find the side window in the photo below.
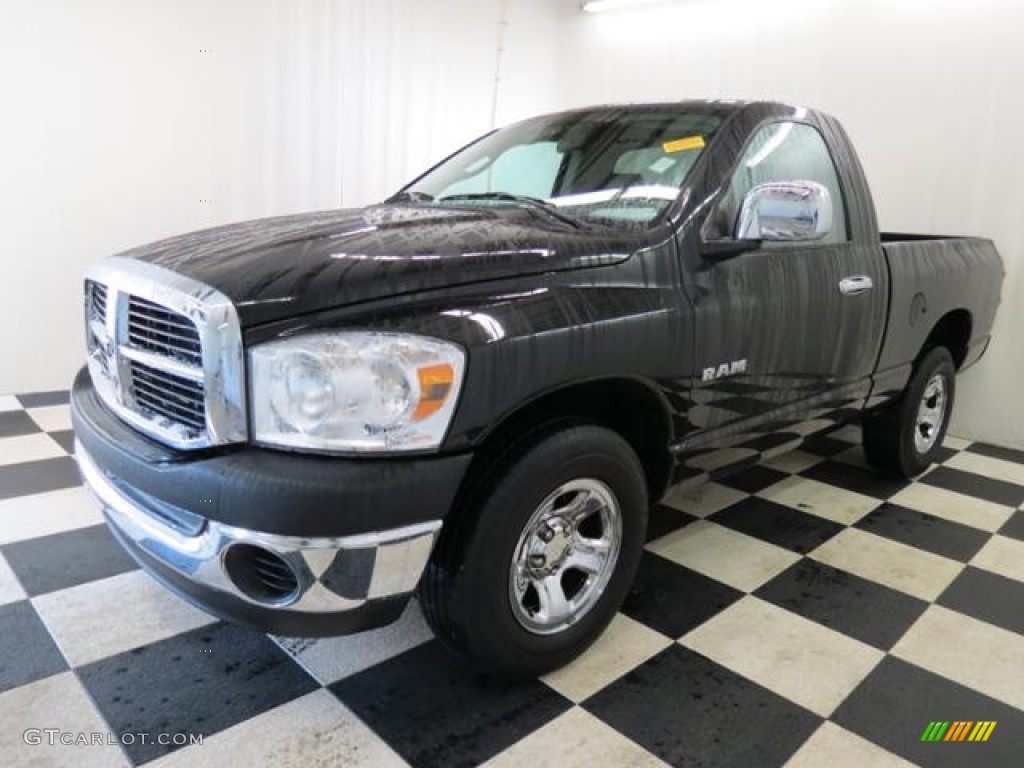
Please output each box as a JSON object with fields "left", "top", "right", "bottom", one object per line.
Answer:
{"left": 438, "top": 142, "right": 562, "bottom": 199}
{"left": 706, "top": 122, "right": 848, "bottom": 244}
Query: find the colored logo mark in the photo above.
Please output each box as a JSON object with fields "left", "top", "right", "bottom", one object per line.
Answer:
{"left": 921, "top": 721, "right": 996, "bottom": 742}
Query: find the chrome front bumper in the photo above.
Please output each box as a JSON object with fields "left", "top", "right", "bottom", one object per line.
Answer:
{"left": 76, "top": 441, "right": 441, "bottom": 620}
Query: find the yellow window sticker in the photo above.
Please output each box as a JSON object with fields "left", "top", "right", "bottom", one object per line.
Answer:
{"left": 663, "top": 135, "right": 706, "bottom": 154}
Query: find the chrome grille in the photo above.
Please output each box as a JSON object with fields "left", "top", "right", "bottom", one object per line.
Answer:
{"left": 83, "top": 258, "right": 247, "bottom": 450}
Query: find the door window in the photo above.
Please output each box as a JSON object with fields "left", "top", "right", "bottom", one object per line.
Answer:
{"left": 705, "top": 122, "right": 848, "bottom": 244}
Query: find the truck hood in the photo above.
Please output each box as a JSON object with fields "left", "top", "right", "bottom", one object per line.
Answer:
{"left": 120, "top": 204, "right": 639, "bottom": 326}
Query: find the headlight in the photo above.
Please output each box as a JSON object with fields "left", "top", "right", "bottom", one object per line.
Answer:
{"left": 249, "top": 332, "right": 465, "bottom": 453}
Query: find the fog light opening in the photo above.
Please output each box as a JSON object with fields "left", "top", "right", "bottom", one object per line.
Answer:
{"left": 222, "top": 544, "right": 300, "bottom": 605}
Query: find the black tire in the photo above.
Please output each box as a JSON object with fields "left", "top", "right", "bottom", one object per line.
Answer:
{"left": 419, "top": 423, "right": 648, "bottom": 680}
{"left": 863, "top": 347, "right": 956, "bottom": 478}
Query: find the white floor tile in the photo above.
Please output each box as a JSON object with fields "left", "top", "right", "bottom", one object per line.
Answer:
{"left": 0, "top": 395, "right": 21, "bottom": 412}
{"left": 0, "top": 671, "right": 130, "bottom": 767}
{"left": 274, "top": 600, "right": 433, "bottom": 685}
{"left": 970, "top": 534, "right": 1024, "bottom": 583}
{"left": 790, "top": 419, "right": 839, "bottom": 437}
{"left": 0, "top": 553, "right": 27, "bottom": 606}
{"left": 542, "top": 614, "right": 671, "bottom": 702}
{"left": 943, "top": 435, "right": 972, "bottom": 450}
{"left": 784, "top": 721, "right": 916, "bottom": 768}
{"left": 828, "top": 425, "right": 863, "bottom": 444}
{"left": 762, "top": 449, "right": 825, "bottom": 475}
{"left": 809, "top": 528, "right": 963, "bottom": 601}
{"left": 648, "top": 520, "right": 800, "bottom": 592}
{"left": 33, "top": 570, "right": 216, "bottom": 667}
{"left": 660, "top": 481, "right": 748, "bottom": 518}
{"left": 27, "top": 404, "right": 73, "bottom": 433}
{"left": 148, "top": 689, "right": 408, "bottom": 768}
{"left": 483, "top": 707, "right": 669, "bottom": 768}
{"left": 759, "top": 476, "right": 879, "bottom": 525}
{"left": 0, "top": 432, "right": 67, "bottom": 466}
{"left": 682, "top": 596, "right": 883, "bottom": 717}
{"left": 889, "top": 483, "right": 1013, "bottom": 533}
{"left": 832, "top": 445, "right": 871, "bottom": 470}
{"left": 0, "top": 486, "right": 104, "bottom": 545}
{"left": 892, "top": 605, "right": 1024, "bottom": 711}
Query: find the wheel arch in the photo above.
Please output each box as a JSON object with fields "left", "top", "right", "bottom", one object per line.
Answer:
{"left": 919, "top": 308, "right": 972, "bottom": 369}
{"left": 462, "top": 376, "right": 675, "bottom": 506}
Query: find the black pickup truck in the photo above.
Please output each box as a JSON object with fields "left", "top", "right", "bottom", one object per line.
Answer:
{"left": 72, "top": 100, "right": 1004, "bottom": 678}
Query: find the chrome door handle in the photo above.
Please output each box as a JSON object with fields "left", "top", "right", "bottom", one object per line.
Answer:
{"left": 839, "top": 275, "right": 874, "bottom": 296}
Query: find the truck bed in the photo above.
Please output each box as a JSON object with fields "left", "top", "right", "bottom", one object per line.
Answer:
{"left": 874, "top": 234, "right": 1003, "bottom": 386}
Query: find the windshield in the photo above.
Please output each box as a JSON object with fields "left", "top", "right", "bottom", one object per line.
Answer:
{"left": 398, "top": 109, "right": 722, "bottom": 227}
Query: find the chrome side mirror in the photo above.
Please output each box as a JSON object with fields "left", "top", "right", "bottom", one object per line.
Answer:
{"left": 735, "top": 181, "right": 833, "bottom": 242}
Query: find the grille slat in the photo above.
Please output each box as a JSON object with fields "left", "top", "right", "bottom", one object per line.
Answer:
{"left": 128, "top": 296, "right": 202, "bottom": 367}
{"left": 132, "top": 377, "right": 203, "bottom": 416}
{"left": 91, "top": 282, "right": 108, "bottom": 323}
{"left": 130, "top": 360, "right": 206, "bottom": 431}
{"left": 133, "top": 391, "right": 205, "bottom": 430}
{"left": 131, "top": 367, "right": 204, "bottom": 401}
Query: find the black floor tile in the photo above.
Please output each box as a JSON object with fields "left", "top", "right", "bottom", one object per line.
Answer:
{"left": 646, "top": 503, "right": 697, "bottom": 543}
{"left": 329, "top": 640, "right": 570, "bottom": 768}
{"left": 584, "top": 644, "right": 821, "bottom": 768}
{"left": 0, "top": 456, "right": 81, "bottom": 501}
{"left": 932, "top": 444, "right": 959, "bottom": 464}
{"left": 2, "top": 524, "right": 137, "bottom": 596}
{"left": 966, "top": 442, "right": 1024, "bottom": 466}
{"left": 938, "top": 566, "right": 1024, "bottom": 636}
{"left": 998, "top": 510, "right": 1024, "bottom": 542}
{"left": 0, "top": 601, "right": 68, "bottom": 692}
{"left": 854, "top": 503, "right": 990, "bottom": 562}
{"left": 833, "top": 655, "right": 1024, "bottom": 768}
{"left": 921, "top": 466, "right": 1024, "bottom": 508}
{"left": 754, "top": 559, "right": 928, "bottom": 650}
{"left": 800, "top": 435, "right": 850, "bottom": 458}
{"left": 17, "top": 390, "right": 70, "bottom": 408}
{"left": 622, "top": 552, "right": 744, "bottom": 638}
{"left": 710, "top": 497, "right": 844, "bottom": 554}
{"left": 800, "top": 460, "right": 910, "bottom": 500}
{"left": 47, "top": 429, "right": 76, "bottom": 455}
{"left": 0, "top": 410, "right": 41, "bottom": 438}
{"left": 77, "top": 622, "right": 317, "bottom": 764}
{"left": 718, "top": 464, "right": 790, "bottom": 494}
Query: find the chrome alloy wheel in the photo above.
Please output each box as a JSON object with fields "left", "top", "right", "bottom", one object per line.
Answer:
{"left": 914, "top": 374, "right": 947, "bottom": 454}
{"left": 508, "top": 478, "right": 622, "bottom": 635}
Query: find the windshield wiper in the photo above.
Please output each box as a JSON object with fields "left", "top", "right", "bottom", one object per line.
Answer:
{"left": 387, "top": 190, "right": 435, "bottom": 204}
{"left": 438, "top": 192, "right": 587, "bottom": 229}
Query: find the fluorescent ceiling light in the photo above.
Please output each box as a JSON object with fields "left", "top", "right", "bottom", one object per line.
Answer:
{"left": 582, "top": 0, "right": 672, "bottom": 12}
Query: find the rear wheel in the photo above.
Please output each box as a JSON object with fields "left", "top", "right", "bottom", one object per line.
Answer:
{"left": 863, "top": 347, "right": 956, "bottom": 478}
{"left": 419, "top": 423, "right": 648, "bottom": 679}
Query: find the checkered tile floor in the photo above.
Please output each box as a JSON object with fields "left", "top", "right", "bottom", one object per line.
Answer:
{"left": 3, "top": 390, "right": 1024, "bottom": 767}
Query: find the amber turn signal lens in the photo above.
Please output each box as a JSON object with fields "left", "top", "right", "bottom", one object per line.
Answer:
{"left": 413, "top": 364, "right": 455, "bottom": 421}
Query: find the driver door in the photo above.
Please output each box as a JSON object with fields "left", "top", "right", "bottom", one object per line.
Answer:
{"left": 686, "top": 121, "right": 888, "bottom": 457}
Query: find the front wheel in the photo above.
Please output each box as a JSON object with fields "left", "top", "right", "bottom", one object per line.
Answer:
{"left": 419, "top": 424, "right": 648, "bottom": 679}
{"left": 863, "top": 346, "right": 956, "bottom": 478}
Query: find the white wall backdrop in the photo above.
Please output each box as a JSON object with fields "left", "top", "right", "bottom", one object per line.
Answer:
{"left": 2, "top": 0, "right": 1021, "bottom": 448}
{"left": 551, "top": 0, "right": 1023, "bottom": 449}
{"left": 0, "top": 0, "right": 508, "bottom": 395}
